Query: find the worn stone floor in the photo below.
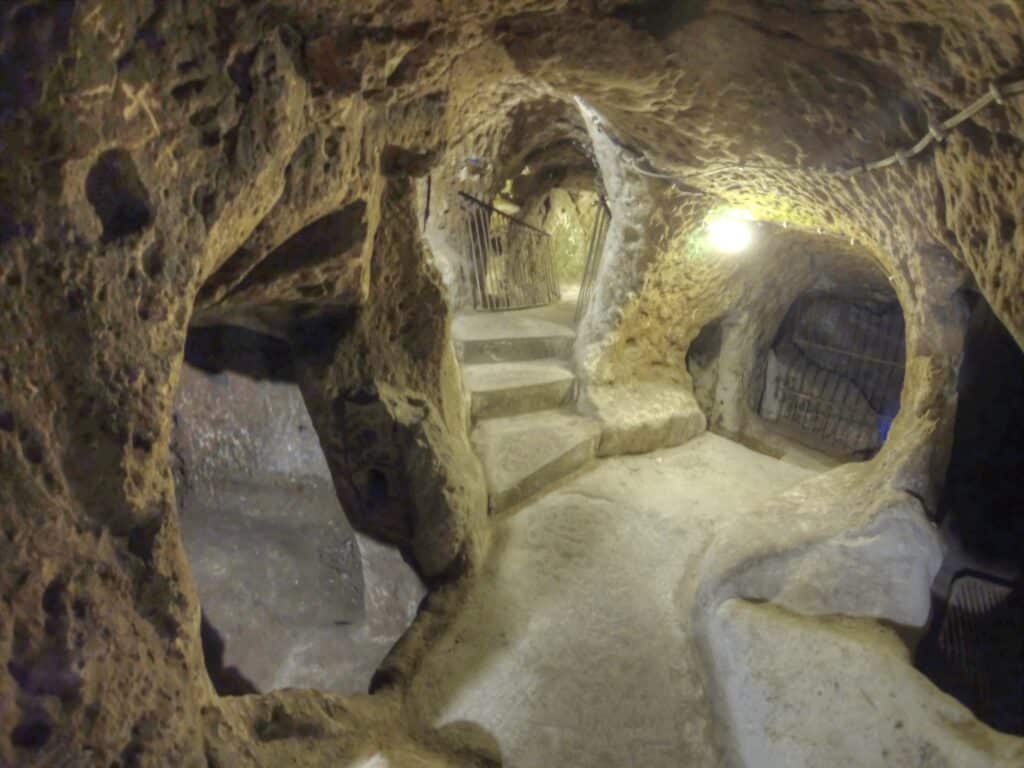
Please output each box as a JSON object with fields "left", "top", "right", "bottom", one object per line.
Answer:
{"left": 404, "top": 432, "right": 1024, "bottom": 767}
{"left": 408, "top": 433, "right": 815, "bottom": 766}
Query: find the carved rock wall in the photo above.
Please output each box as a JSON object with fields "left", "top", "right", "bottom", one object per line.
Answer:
{"left": 1, "top": 1, "right": 1023, "bottom": 764}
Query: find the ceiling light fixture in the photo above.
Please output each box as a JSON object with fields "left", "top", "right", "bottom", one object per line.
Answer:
{"left": 706, "top": 208, "right": 756, "bottom": 254}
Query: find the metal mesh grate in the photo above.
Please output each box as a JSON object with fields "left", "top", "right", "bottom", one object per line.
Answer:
{"left": 917, "top": 571, "right": 1024, "bottom": 735}
{"left": 760, "top": 295, "right": 905, "bottom": 454}
{"left": 458, "top": 192, "right": 560, "bottom": 311}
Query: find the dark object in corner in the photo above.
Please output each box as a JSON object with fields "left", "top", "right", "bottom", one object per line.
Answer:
{"left": 915, "top": 572, "right": 1024, "bottom": 735}
{"left": 200, "top": 613, "right": 259, "bottom": 697}
{"left": 185, "top": 325, "right": 296, "bottom": 382}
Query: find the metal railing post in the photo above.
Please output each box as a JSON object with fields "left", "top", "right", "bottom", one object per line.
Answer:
{"left": 455, "top": 191, "right": 558, "bottom": 311}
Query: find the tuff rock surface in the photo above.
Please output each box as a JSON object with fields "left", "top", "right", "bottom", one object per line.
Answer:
{"left": 1, "top": 0, "right": 1023, "bottom": 765}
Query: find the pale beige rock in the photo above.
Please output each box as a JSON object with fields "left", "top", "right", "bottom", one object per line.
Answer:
{"left": 471, "top": 408, "right": 601, "bottom": 512}
{"left": 2, "top": 1, "right": 1024, "bottom": 764}
{"left": 585, "top": 381, "right": 708, "bottom": 456}
{"left": 463, "top": 359, "right": 575, "bottom": 422}
{"left": 709, "top": 600, "right": 1024, "bottom": 768}
{"left": 453, "top": 311, "right": 575, "bottom": 364}
{"left": 729, "top": 489, "right": 943, "bottom": 627}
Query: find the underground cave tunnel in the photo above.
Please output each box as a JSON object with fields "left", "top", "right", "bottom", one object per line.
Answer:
{"left": 750, "top": 258, "right": 906, "bottom": 462}
{"left": 173, "top": 324, "right": 424, "bottom": 697}
{"left": 4, "top": 2, "right": 1024, "bottom": 766}
{"left": 686, "top": 235, "right": 908, "bottom": 469}
{"left": 915, "top": 290, "right": 1024, "bottom": 736}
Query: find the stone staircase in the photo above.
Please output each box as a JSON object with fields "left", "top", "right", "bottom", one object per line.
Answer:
{"left": 454, "top": 308, "right": 601, "bottom": 513}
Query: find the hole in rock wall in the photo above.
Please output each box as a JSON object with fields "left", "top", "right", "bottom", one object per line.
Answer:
{"left": 684, "top": 317, "right": 724, "bottom": 417}
{"left": 85, "top": 149, "right": 153, "bottom": 243}
{"left": 915, "top": 293, "right": 1024, "bottom": 735}
{"left": 755, "top": 289, "right": 905, "bottom": 460}
{"left": 687, "top": 242, "right": 905, "bottom": 468}
{"left": 232, "top": 201, "right": 368, "bottom": 292}
{"left": 172, "top": 325, "right": 425, "bottom": 696}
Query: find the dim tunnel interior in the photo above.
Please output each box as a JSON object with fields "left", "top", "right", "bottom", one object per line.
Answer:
{"left": 915, "top": 292, "right": 1024, "bottom": 736}
{"left": 686, "top": 239, "right": 908, "bottom": 468}
{"left": 7, "top": 4, "right": 1024, "bottom": 766}
{"left": 754, "top": 288, "right": 906, "bottom": 461}
{"left": 492, "top": 137, "right": 606, "bottom": 302}
{"left": 424, "top": 96, "right": 605, "bottom": 319}
{"left": 172, "top": 324, "right": 424, "bottom": 697}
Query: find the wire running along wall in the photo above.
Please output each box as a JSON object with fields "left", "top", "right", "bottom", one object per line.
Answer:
{"left": 618, "top": 79, "right": 1024, "bottom": 185}
{"left": 458, "top": 192, "right": 560, "bottom": 311}
{"left": 760, "top": 295, "right": 906, "bottom": 455}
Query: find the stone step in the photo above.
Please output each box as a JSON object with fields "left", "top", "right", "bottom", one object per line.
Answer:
{"left": 453, "top": 312, "right": 575, "bottom": 364}
{"left": 472, "top": 409, "right": 601, "bottom": 513}
{"left": 463, "top": 359, "right": 575, "bottom": 422}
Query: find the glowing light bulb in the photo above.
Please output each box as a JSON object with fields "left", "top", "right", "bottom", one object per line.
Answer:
{"left": 706, "top": 209, "right": 755, "bottom": 254}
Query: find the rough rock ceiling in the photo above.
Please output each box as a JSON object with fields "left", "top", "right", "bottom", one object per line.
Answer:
{"left": 1, "top": 0, "right": 1022, "bottom": 765}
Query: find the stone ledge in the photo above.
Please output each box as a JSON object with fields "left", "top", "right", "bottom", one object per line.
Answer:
{"left": 582, "top": 381, "right": 708, "bottom": 457}
{"left": 709, "top": 599, "right": 1024, "bottom": 768}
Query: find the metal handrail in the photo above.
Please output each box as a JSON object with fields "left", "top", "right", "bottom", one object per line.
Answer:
{"left": 575, "top": 197, "right": 611, "bottom": 325}
{"left": 457, "top": 192, "right": 551, "bottom": 237}
{"left": 458, "top": 192, "right": 560, "bottom": 311}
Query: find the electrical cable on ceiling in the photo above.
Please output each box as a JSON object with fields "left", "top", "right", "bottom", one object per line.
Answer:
{"left": 616, "top": 79, "right": 1024, "bottom": 183}
{"left": 838, "top": 79, "right": 1024, "bottom": 177}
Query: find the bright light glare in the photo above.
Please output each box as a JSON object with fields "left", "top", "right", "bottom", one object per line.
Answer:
{"left": 706, "top": 209, "right": 755, "bottom": 254}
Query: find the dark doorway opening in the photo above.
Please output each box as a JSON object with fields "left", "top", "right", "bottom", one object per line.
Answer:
{"left": 173, "top": 324, "right": 424, "bottom": 696}
{"left": 915, "top": 294, "right": 1024, "bottom": 735}
{"left": 756, "top": 292, "right": 905, "bottom": 460}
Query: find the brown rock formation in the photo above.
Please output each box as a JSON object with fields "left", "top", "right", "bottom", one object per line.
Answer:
{"left": 1, "top": 0, "right": 1022, "bottom": 764}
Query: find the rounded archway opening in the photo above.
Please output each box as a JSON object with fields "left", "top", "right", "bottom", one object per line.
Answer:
{"left": 493, "top": 139, "right": 604, "bottom": 304}
{"left": 752, "top": 286, "right": 905, "bottom": 462}
{"left": 421, "top": 95, "right": 604, "bottom": 321}
{"left": 915, "top": 292, "right": 1024, "bottom": 735}
{"left": 688, "top": 235, "right": 907, "bottom": 467}
{"left": 172, "top": 324, "right": 424, "bottom": 696}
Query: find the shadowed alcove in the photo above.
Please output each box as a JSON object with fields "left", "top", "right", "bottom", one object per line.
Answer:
{"left": 4, "top": 2, "right": 1024, "bottom": 766}
{"left": 172, "top": 325, "right": 424, "bottom": 696}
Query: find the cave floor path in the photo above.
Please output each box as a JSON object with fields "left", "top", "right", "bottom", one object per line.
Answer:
{"left": 407, "top": 432, "right": 816, "bottom": 767}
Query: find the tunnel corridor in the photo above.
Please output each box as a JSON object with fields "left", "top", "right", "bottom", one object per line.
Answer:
{"left": 173, "top": 325, "right": 424, "bottom": 697}
{"left": 4, "top": 2, "right": 1024, "bottom": 767}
